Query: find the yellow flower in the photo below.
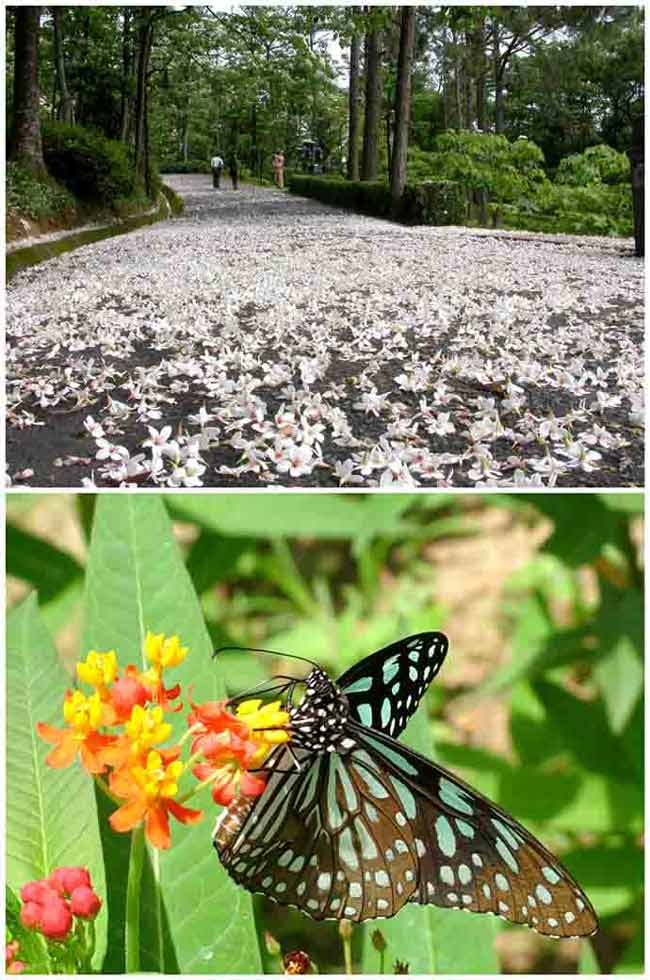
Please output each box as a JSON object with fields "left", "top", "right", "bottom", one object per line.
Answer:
{"left": 62, "top": 690, "right": 104, "bottom": 737}
{"left": 124, "top": 704, "right": 173, "bottom": 756}
{"left": 144, "top": 632, "right": 188, "bottom": 672}
{"left": 76, "top": 650, "right": 118, "bottom": 690}
{"left": 132, "top": 751, "right": 184, "bottom": 802}
{"left": 236, "top": 699, "right": 291, "bottom": 748}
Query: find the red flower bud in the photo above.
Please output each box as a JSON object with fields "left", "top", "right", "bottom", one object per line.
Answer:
{"left": 20, "top": 880, "right": 58, "bottom": 905}
{"left": 283, "top": 950, "right": 311, "bottom": 974}
{"left": 49, "top": 867, "right": 91, "bottom": 897}
{"left": 111, "top": 672, "right": 149, "bottom": 719}
{"left": 6, "top": 940, "right": 20, "bottom": 962}
{"left": 8, "top": 961, "right": 25, "bottom": 974}
{"left": 20, "top": 902, "right": 42, "bottom": 930}
{"left": 70, "top": 886, "right": 102, "bottom": 919}
{"left": 39, "top": 898, "right": 73, "bottom": 940}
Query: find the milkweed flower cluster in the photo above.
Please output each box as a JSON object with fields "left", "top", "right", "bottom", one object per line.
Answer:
{"left": 6, "top": 941, "right": 25, "bottom": 974}
{"left": 36, "top": 633, "right": 291, "bottom": 849}
{"left": 20, "top": 867, "right": 101, "bottom": 943}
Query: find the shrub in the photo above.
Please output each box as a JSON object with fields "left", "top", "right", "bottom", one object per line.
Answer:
{"left": 41, "top": 121, "right": 137, "bottom": 206}
{"left": 401, "top": 180, "right": 466, "bottom": 225}
{"left": 6, "top": 162, "right": 74, "bottom": 221}
{"left": 556, "top": 144, "right": 631, "bottom": 186}
{"left": 289, "top": 174, "right": 465, "bottom": 225}
{"left": 161, "top": 183, "right": 184, "bottom": 216}
{"left": 408, "top": 131, "right": 547, "bottom": 204}
{"left": 503, "top": 182, "right": 633, "bottom": 237}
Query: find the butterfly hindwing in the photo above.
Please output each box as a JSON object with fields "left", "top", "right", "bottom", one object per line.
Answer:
{"left": 337, "top": 632, "right": 448, "bottom": 738}
{"left": 350, "top": 722, "right": 598, "bottom": 938}
{"left": 214, "top": 741, "right": 422, "bottom": 922}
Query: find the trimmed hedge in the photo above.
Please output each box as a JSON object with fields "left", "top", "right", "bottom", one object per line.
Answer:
{"left": 288, "top": 174, "right": 465, "bottom": 225}
{"left": 42, "top": 121, "right": 137, "bottom": 206}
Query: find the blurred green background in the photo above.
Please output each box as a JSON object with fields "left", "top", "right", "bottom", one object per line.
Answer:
{"left": 6, "top": 492, "right": 643, "bottom": 975}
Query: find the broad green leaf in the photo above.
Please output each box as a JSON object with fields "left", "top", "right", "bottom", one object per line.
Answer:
{"left": 592, "top": 589, "right": 643, "bottom": 734}
{"left": 185, "top": 530, "right": 254, "bottom": 594}
{"left": 82, "top": 496, "right": 261, "bottom": 974}
{"left": 6, "top": 523, "right": 84, "bottom": 603}
{"left": 166, "top": 493, "right": 409, "bottom": 539}
{"left": 598, "top": 493, "right": 644, "bottom": 514}
{"left": 6, "top": 595, "right": 107, "bottom": 970}
{"left": 564, "top": 842, "right": 642, "bottom": 918}
{"left": 523, "top": 495, "right": 626, "bottom": 566}
{"left": 360, "top": 704, "right": 499, "bottom": 974}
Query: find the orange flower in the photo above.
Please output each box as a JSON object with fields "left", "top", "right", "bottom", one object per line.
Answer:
{"left": 109, "top": 750, "right": 202, "bottom": 849}
{"left": 37, "top": 691, "right": 116, "bottom": 774}
{"left": 99, "top": 704, "right": 173, "bottom": 770}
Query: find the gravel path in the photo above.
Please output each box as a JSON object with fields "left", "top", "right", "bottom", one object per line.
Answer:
{"left": 6, "top": 174, "right": 644, "bottom": 488}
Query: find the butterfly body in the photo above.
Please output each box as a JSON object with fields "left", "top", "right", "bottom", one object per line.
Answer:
{"left": 214, "top": 632, "right": 598, "bottom": 939}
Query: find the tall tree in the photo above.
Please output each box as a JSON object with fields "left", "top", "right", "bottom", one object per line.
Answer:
{"left": 390, "top": 6, "right": 416, "bottom": 204}
{"left": 52, "top": 7, "right": 74, "bottom": 124}
{"left": 9, "top": 6, "right": 46, "bottom": 175}
{"left": 361, "top": 15, "right": 383, "bottom": 180}
{"left": 347, "top": 20, "right": 361, "bottom": 180}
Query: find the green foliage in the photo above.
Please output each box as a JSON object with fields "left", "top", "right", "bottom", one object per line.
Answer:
{"left": 556, "top": 144, "right": 631, "bottom": 186}
{"left": 5, "top": 493, "right": 644, "bottom": 974}
{"left": 503, "top": 182, "right": 633, "bottom": 237}
{"left": 408, "top": 131, "right": 547, "bottom": 204}
{"left": 41, "top": 121, "right": 138, "bottom": 207}
{"left": 289, "top": 174, "right": 465, "bottom": 226}
{"left": 161, "top": 183, "right": 184, "bottom": 216}
{"left": 6, "top": 161, "right": 75, "bottom": 221}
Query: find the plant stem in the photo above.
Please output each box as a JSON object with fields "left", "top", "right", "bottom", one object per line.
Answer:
{"left": 342, "top": 928, "right": 353, "bottom": 975}
{"left": 379, "top": 948, "right": 385, "bottom": 974}
{"left": 125, "top": 824, "right": 145, "bottom": 972}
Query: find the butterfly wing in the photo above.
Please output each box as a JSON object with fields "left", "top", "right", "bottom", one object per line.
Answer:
{"left": 349, "top": 722, "right": 598, "bottom": 938}
{"left": 214, "top": 742, "right": 422, "bottom": 922}
{"left": 337, "top": 632, "right": 448, "bottom": 738}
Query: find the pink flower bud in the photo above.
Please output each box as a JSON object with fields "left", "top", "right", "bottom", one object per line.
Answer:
{"left": 20, "top": 902, "right": 42, "bottom": 930}
{"left": 39, "top": 898, "right": 73, "bottom": 940}
{"left": 111, "top": 674, "right": 149, "bottom": 719}
{"left": 20, "top": 880, "right": 58, "bottom": 905}
{"left": 70, "top": 886, "right": 102, "bottom": 919}
{"left": 49, "top": 867, "right": 91, "bottom": 897}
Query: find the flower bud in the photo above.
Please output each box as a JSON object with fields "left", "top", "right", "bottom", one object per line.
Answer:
{"left": 20, "top": 880, "right": 58, "bottom": 905}
{"left": 111, "top": 673, "right": 149, "bottom": 719}
{"left": 70, "top": 886, "right": 102, "bottom": 919}
{"left": 39, "top": 898, "right": 73, "bottom": 940}
{"left": 371, "top": 929, "right": 387, "bottom": 952}
{"left": 283, "top": 950, "right": 311, "bottom": 974}
{"left": 49, "top": 866, "right": 91, "bottom": 897}
{"left": 264, "top": 931, "right": 281, "bottom": 956}
{"left": 20, "top": 902, "right": 42, "bottom": 930}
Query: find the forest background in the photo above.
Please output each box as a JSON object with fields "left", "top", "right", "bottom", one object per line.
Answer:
{"left": 6, "top": 5, "right": 644, "bottom": 239}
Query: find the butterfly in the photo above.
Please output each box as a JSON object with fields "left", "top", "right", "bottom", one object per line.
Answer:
{"left": 214, "top": 632, "right": 598, "bottom": 938}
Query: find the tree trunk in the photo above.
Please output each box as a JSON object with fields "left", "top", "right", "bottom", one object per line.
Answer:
{"left": 385, "top": 111, "right": 392, "bottom": 174}
{"left": 120, "top": 9, "right": 134, "bottom": 143}
{"left": 493, "top": 21, "right": 505, "bottom": 134}
{"left": 347, "top": 24, "right": 361, "bottom": 180}
{"left": 52, "top": 8, "right": 74, "bottom": 124}
{"left": 9, "top": 6, "right": 46, "bottom": 175}
{"left": 390, "top": 5, "right": 415, "bottom": 205}
{"left": 474, "top": 17, "right": 487, "bottom": 130}
{"left": 361, "top": 20, "right": 383, "bottom": 181}
{"left": 133, "top": 9, "right": 154, "bottom": 191}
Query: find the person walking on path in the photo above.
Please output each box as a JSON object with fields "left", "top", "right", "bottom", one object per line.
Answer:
{"left": 228, "top": 150, "right": 239, "bottom": 190}
{"left": 211, "top": 153, "right": 224, "bottom": 188}
{"left": 272, "top": 149, "right": 285, "bottom": 189}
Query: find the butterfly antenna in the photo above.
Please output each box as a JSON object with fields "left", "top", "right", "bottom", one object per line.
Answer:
{"left": 213, "top": 644, "right": 321, "bottom": 671}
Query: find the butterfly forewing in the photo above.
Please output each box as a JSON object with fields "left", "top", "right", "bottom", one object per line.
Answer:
{"left": 214, "top": 742, "right": 422, "bottom": 922}
{"left": 337, "top": 632, "right": 448, "bottom": 738}
{"left": 351, "top": 722, "right": 598, "bottom": 938}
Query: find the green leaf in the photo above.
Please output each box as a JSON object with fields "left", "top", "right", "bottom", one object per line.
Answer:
{"left": 6, "top": 595, "right": 107, "bottom": 970}
{"left": 522, "top": 495, "right": 626, "bottom": 566}
{"left": 166, "top": 493, "right": 408, "bottom": 540}
{"left": 592, "top": 590, "right": 643, "bottom": 734}
{"left": 598, "top": 493, "right": 644, "bottom": 514}
{"left": 6, "top": 523, "right": 84, "bottom": 603}
{"left": 579, "top": 939, "right": 600, "bottom": 974}
{"left": 81, "top": 496, "right": 262, "bottom": 974}
{"left": 360, "top": 705, "right": 499, "bottom": 974}
{"left": 614, "top": 923, "right": 644, "bottom": 974}
{"left": 564, "top": 842, "right": 642, "bottom": 919}
{"left": 185, "top": 530, "right": 254, "bottom": 595}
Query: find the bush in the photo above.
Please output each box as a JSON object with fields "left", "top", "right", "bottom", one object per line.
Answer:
{"left": 161, "top": 183, "right": 184, "bottom": 216}
{"left": 6, "top": 162, "right": 74, "bottom": 221}
{"left": 556, "top": 144, "right": 631, "bottom": 186}
{"left": 289, "top": 175, "right": 465, "bottom": 225}
{"left": 401, "top": 180, "right": 466, "bottom": 225}
{"left": 158, "top": 159, "right": 211, "bottom": 174}
{"left": 503, "top": 182, "right": 633, "bottom": 237}
{"left": 41, "top": 121, "right": 137, "bottom": 206}
{"left": 408, "top": 131, "right": 547, "bottom": 204}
